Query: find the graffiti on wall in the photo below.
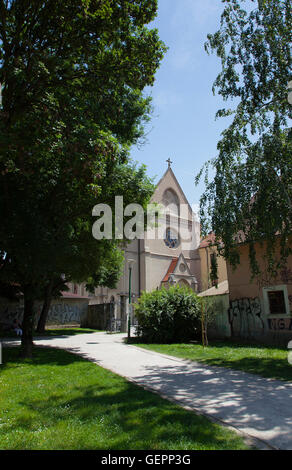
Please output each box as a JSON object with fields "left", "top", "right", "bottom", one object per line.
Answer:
{"left": 268, "top": 318, "right": 292, "bottom": 331}
{"left": 0, "top": 300, "right": 87, "bottom": 327}
{"left": 46, "top": 302, "right": 87, "bottom": 325}
{"left": 228, "top": 297, "right": 264, "bottom": 338}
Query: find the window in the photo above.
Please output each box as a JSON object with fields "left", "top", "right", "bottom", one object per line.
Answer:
{"left": 162, "top": 189, "right": 180, "bottom": 216}
{"left": 267, "top": 290, "right": 286, "bottom": 314}
{"left": 164, "top": 228, "right": 179, "bottom": 249}
{"left": 263, "top": 285, "right": 290, "bottom": 316}
{"left": 179, "top": 263, "right": 186, "bottom": 273}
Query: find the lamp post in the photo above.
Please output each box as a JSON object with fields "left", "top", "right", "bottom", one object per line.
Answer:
{"left": 127, "top": 259, "right": 135, "bottom": 341}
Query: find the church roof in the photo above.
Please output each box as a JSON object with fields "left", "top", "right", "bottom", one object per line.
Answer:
{"left": 153, "top": 166, "right": 194, "bottom": 217}
{"left": 162, "top": 257, "right": 179, "bottom": 282}
{"left": 199, "top": 232, "right": 216, "bottom": 248}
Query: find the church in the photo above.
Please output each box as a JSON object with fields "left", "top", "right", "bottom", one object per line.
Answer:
{"left": 67, "top": 161, "right": 202, "bottom": 326}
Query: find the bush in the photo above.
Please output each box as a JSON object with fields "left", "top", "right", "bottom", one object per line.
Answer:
{"left": 135, "top": 286, "right": 201, "bottom": 343}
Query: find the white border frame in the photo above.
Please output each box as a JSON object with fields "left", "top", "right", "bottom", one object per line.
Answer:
{"left": 262, "top": 285, "right": 290, "bottom": 317}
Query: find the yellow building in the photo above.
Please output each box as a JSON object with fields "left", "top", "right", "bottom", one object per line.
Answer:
{"left": 199, "top": 232, "right": 228, "bottom": 292}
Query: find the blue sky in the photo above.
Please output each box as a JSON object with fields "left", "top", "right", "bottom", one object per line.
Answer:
{"left": 130, "top": 0, "right": 230, "bottom": 211}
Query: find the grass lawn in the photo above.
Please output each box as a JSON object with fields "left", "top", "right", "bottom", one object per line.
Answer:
{"left": 133, "top": 340, "right": 292, "bottom": 382}
{"left": 0, "top": 346, "right": 249, "bottom": 450}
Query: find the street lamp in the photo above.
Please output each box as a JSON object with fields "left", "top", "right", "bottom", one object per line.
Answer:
{"left": 127, "top": 259, "right": 136, "bottom": 340}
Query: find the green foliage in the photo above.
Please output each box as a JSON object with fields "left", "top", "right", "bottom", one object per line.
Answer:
{"left": 135, "top": 286, "right": 201, "bottom": 343}
{"left": 0, "top": 1, "right": 164, "bottom": 286}
{"left": 209, "top": 252, "right": 219, "bottom": 286}
{"left": 197, "top": 0, "right": 292, "bottom": 279}
{"left": 0, "top": 0, "right": 166, "bottom": 355}
{"left": 198, "top": 296, "right": 217, "bottom": 326}
{"left": 198, "top": 296, "right": 218, "bottom": 346}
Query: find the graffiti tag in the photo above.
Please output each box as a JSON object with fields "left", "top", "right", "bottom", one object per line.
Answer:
{"left": 228, "top": 297, "right": 264, "bottom": 338}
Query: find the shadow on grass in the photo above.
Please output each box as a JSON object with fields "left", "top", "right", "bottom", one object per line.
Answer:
{"left": 1, "top": 345, "right": 87, "bottom": 367}
{"left": 131, "top": 338, "right": 292, "bottom": 382}
{"left": 189, "top": 356, "right": 292, "bottom": 382}
{"left": 1, "top": 348, "right": 246, "bottom": 450}
{"left": 207, "top": 338, "right": 288, "bottom": 351}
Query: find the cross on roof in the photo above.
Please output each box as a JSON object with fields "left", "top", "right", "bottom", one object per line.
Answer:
{"left": 166, "top": 158, "right": 173, "bottom": 169}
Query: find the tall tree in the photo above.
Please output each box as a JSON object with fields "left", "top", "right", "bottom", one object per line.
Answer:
{"left": 35, "top": 162, "right": 155, "bottom": 333}
{"left": 0, "top": 0, "right": 166, "bottom": 356}
{"left": 197, "top": 0, "right": 292, "bottom": 278}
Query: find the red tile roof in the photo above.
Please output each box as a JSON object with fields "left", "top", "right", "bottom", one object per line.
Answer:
{"left": 199, "top": 232, "right": 216, "bottom": 249}
{"left": 162, "top": 258, "right": 179, "bottom": 283}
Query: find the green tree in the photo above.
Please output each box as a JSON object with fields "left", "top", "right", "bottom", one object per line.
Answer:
{"left": 198, "top": 296, "right": 217, "bottom": 347}
{"left": 0, "top": 0, "right": 166, "bottom": 356}
{"left": 196, "top": 0, "right": 292, "bottom": 278}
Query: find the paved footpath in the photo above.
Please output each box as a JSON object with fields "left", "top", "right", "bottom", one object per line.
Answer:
{"left": 4, "top": 332, "right": 292, "bottom": 450}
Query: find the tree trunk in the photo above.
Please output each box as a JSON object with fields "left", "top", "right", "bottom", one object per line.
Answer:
{"left": 36, "top": 282, "right": 53, "bottom": 333}
{"left": 20, "top": 297, "right": 35, "bottom": 358}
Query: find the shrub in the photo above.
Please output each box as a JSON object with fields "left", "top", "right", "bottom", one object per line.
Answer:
{"left": 135, "top": 286, "right": 201, "bottom": 343}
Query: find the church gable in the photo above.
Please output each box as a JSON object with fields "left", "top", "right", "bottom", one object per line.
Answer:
{"left": 161, "top": 253, "right": 198, "bottom": 291}
{"left": 172, "top": 254, "right": 193, "bottom": 277}
{"left": 151, "top": 166, "right": 194, "bottom": 221}
{"left": 162, "top": 257, "right": 179, "bottom": 283}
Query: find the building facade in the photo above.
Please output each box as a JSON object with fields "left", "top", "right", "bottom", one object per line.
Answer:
{"left": 199, "top": 232, "right": 228, "bottom": 292}
{"left": 68, "top": 163, "right": 202, "bottom": 326}
{"left": 226, "top": 238, "right": 292, "bottom": 345}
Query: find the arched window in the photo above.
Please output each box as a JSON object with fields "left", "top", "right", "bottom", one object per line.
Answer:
{"left": 164, "top": 227, "right": 179, "bottom": 249}
{"left": 162, "top": 189, "right": 180, "bottom": 216}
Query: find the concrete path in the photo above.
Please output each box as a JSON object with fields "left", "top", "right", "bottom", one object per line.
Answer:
{"left": 3, "top": 332, "right": 292, "bottom": 450}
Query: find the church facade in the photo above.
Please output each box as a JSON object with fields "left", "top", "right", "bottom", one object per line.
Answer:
{"left": 67, "top": 163, "right": 202, "bottom": 325}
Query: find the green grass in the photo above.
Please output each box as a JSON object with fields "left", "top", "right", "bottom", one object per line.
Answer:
{"left": 0, "top": 327, "right": 101, "bottom": 339}
{"left": 133, "top": 340, "right": 292, "bottom": 382}
{"left": 0, "top": 347, "right": 249, "bottom": 450}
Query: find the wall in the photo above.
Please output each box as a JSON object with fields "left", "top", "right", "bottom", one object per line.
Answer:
{"left": 0, "top": 297, "right": 89, "bottom": 330}
{"left": 81, "top": 303, "right": 115, "bottom": 330}
{"left": 0, "top": 298, "right": 23, "bottom": 329}
{"left": 226, "top": 239, "right": 292, "bottom": 345}
{"left": 199, "top": 246, "right": 228, "bottom": 293}
{"left": 46, "top": 298, "right": 88, "bottom": 325}
{"left": 207, "top": 294, "right": 231, "bottom": 339}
